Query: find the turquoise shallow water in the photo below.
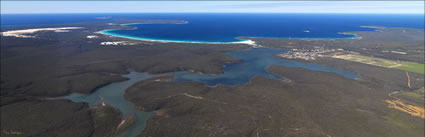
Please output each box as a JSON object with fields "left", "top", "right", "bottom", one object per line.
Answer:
{"left": 5, "top": 13, "right": 421, "bottom": 137}
{"left": 96, "top": 14, "right": 423, "bottom": 43}
{"left": 5, "top": 13, "right": 418, "bottom": 137}
{"left": 101, "top": 29, "right": 249, "bottom": 44}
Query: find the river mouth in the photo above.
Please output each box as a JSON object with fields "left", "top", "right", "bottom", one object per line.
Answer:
{"left": 65, "top": 48, "right": 359, "bottom": 137}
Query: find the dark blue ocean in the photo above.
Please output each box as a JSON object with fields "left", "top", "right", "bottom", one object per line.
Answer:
{"left": 5, "top": 13, "right": 420, "bottom": 137}
{"left": 1, "top": 13, "right": 424, "bottom": 42}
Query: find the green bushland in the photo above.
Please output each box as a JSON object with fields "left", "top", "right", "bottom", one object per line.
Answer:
{"left": 123, "top": 65, "right": 424, "bottom": 137}
{"left": 394, "top": 62, "right": 425, "bottom": 74}
{"left": 1, "top": 21, "right": 246, "bottom": 97}
{"left": 334, "top": 54, "right": 424, "bottom": 74}
{"left": 0, "top": 96, "right": 122, "bottom": 137}
{"left": 394, "top": 87, "right": 425, "bottom": 107}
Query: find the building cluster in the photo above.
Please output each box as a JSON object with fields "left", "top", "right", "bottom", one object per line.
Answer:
{"left": 100, "top": 41, "right": 135, "bottom": 46}
{"left": 278, "top": 47, "right": 344, "bottom": 60}
{"left": 86, "top": 35, "right": 99, "bottom": 39}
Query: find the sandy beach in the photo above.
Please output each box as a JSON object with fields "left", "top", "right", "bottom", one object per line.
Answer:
{"left": 99, "top": 29, "right": 257, "bottom": 46}
{"left": 1, "top": 27, "right": 84, "bottom": 38}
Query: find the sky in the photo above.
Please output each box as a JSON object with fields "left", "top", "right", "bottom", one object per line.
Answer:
{"left": 1, "top": 1, "right": 424, "bottom": 14}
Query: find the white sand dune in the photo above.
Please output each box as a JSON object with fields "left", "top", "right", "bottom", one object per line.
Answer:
{"left": 1, "top": 27, "right": 84, "bottom": 38}
{"left": 99, "top": 30, "right": 257, "bottom": 46}
{"left": 232, "top": 39, "right": 257, "bottom": 46}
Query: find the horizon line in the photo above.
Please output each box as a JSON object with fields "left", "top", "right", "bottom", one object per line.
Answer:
{"left": 2, "top": 12, "right": 424, "bottom": 15}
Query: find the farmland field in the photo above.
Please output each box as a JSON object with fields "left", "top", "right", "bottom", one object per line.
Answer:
{"left": 333, "top": 54, "right": 425, "bottom": 74}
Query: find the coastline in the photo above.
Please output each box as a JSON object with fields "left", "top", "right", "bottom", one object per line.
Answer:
{"left": 247, "top": 35, "right": 362, "bottom": 40}
{"left": 99, "top": 29, "right": 360, "bottom": 45}
{"left": 98, "top": 29, "right": 257, "bottom": 45}
{"left": 1, "top": 27, "right": 84, "bottom": 38}
{"left": 98, "top": 22, "right": 367, "bottom": 46}
{"left": 121, "top": 21, "right": 189, "bottom": 26}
